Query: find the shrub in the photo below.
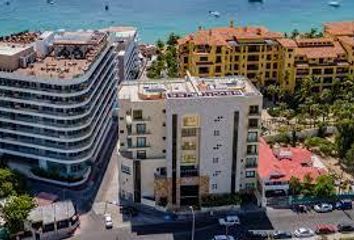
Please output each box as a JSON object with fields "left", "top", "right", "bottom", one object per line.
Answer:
{"left": 266, "top": 133, "right": 290, "bottom": 145}
{"left": 201, "top": 193, "right": 242, "bottom": 207}
{"left": 304, "top": 137, "right": 337, "bottom": 157}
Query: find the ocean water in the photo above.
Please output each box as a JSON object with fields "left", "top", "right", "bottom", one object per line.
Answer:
{"left": 0, "top": 0, "right": 353, "bottom": 43}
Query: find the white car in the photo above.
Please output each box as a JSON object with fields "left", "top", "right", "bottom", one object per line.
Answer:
{"left": 218, "top": 215, "right": 240, "bottom": 226}
{"left": 314, "top": 203, "right": 333, "bottom": 213}
{"left": 293, "top": 227, "right": 315, "bottom": 238}
{"left": 212, "top": 235, "right": 235, "bottom": 240}
{"left": 104, "top": 214, "right": 113, "bottom": 229}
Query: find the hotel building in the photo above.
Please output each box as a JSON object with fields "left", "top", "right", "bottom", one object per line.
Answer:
{"left": 0, "top": 30, "right": 117, "bottom": 183}
{"left": 178, "top": 21, "right": 354, "bottom": 93}
{"left": 118, "top": 74, "right": 262, "bottom": 209}
{"left": 105, "top": 26, "right": 140, "bottom": 84}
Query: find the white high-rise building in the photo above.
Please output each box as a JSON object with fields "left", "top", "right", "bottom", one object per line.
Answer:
{"left": 118, "top": 74, "right": 262, "bottom": 209}
{"left": 105, "top": 27, "right": 140, "bottom": 83}
{"left": 0, "top": 30, "right": 118, "bottom": 184}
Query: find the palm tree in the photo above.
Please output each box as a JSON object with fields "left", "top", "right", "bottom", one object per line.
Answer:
{"left": 267, "top": 84, "right": 279, "bottom": 104}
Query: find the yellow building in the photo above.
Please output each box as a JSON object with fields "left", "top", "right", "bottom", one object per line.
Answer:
{"left": 178, "top": 21, "right": 354, "bottom": 93}
{"left": 277, "top": 38, "right": 350, "bottom": 92}
{"left": 177, "top": 23, "right": 283, "bottom": 88}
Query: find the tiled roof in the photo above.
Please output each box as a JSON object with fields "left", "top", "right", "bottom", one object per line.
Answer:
{"left": 295, "top": 41, "right": 345, "bottom": 59}
{"left": 277, "top": 38, "right": 297, "bottom": 48}
{"left": 258, "top": 138, "right": 326, "bottom": 182}
{"left": 338, "top": 36, "right": 354, "bottom": 47}
{"left": 177, "top": 26, "right": 282, "bottom": 46}
{"left": 324, "top": 21, "right": 354, "bottom": 36}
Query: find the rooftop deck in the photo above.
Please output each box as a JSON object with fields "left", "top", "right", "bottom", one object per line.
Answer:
{"left": 0, "top": 30, "right": 109, "bottom": 79}
{"left": 119, "top": 75, "right": 261, "bottom": 101}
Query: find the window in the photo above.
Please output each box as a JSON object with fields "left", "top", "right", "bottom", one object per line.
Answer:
{"left": 216, "top": 46, "right": 222, "bottom": 53}
{"left": 214, "top": 130, "right": 220, "bottom": 136}
{"left": 213, "top": 171, "right": 221, "bottom": 177}
{"left": 213, "top": 157, "right": 219, "bottom": 163}
{"left": 247, "top": 145, "right": 258, "bottom": 155}
{"left": 132, "top": 110, "right": 143, "bottom": 120}
{"left": 233, "top": 64, "right": 239, "bottom": 70}
{"left": 183, "top": 115, "right": 199, "bottom": 127}
{"left": 182, "top": 128, "right": 197, "bottom": 137}
{"left": 162, "top": 149, "right": 166, "bottom": 153}
{"left": 212, "top": 184, "right": 218, "bottom": 190}
{"left": 245, "top": 158, "right": 257, "bottom": 168}
{"left": 248, "top": 119, "right": 259, "bottom": 128}
{"left": 57, "top": 220, "right": 69, "bottom": 230}
{"left": 136, "top": 123, "right": 146, "bottom": 134}
{"left": 162, "top": 109, "right": 166, "bottom": 113}
{"left": 120, "top": 143, "right": 125, "bottom": 147}
{"left": 162, "top": 122, "right": 166, "bottom": 127}
{"left": 245, "top": 171, "right": 256, "bottom": 178}
{"left": 234, "top": 56, "right": 239, "bottom": 61}
{"left": 247, "top": 132, "right": 258, "bottom": 142}
{"left": 249, "top": 105, "right": 259, "bottom": 115}
{"left": 182, "top": 141, "right": 196, "bottom": 150}
{"left": 200, "top": 56, "right": 208, "bottom": 62}
{"left": 183, "top": 56, "right": 188, "bottom": 64}
{"left": 215, "top": 66, "right": 222, "bottom": 73}
{"left": 312, "top": 68, "right": 322, "bottom": 74}
{"left": 137, "top": 150, "right": 146, "bottom": 159}
{"left": 136, "top": 137, "right": 146, "bottom": 147}
{"left": 127, "top": 138, "right": 132, "bottom": 148}
{"left": 216, "top": 56, "right": 222, "bottom": 63}
{"left": 181, "top": 154, "right": 197, "bottom": 164}
{"left": 273, "top": 63, "right": 278, "bottom": 69}
{"left": 120, "top": 130, "right": 124, "bottom": 134}
{"left": 199, "top": 67, "right": 209, "bottom": 74}
{"left": 245, "top": 183, "right": 255, "bottom": 189}
{"left": 162, "top": 136, "right": 166, "bottom": 140}
{"left": 121, "top": 164, "right": 131, "bottom": 175}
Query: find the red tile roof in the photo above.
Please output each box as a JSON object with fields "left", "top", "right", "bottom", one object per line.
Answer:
{"left": 177, "top": 26, "right": 282, "bottom": 46}
{"left": 338, "top": 36, "right": 354, "bottom": 47}
{"left": 258, "top": 138, "right": 326, "bottom": 182}
{"left": 324, "top": 21, "right": 354, "bottom": 37}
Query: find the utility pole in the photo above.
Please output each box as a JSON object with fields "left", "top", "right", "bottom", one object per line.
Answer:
{"left": 189, "top": 206, "right": 195, "bottom": 240}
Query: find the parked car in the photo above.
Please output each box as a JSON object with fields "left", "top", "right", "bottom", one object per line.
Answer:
{"left": 293, "top": 227, "right": 315, "bottom": 238}
{"left": 337, "top": 222, "right": 354, "bottom": 232}
{"left": 315, "top": 224, "right": 337, "bottom": 235}
{"left": 272, "top": 230, "right": 292, "bottom": 239}
{"left": 335, "top": 199, "right": 353, "bottom": 210}
{"left": 104, "top": 214, "right": 113, "bottom": 229}
{"left": 314, "top": 203, "right": 333, "bottom": 213}
{"left": 243, "top": 231, "right": 268, "bottom": 240}
{"left": 294, "top": 204, "right": 308, "bottom": 213}
{"left": 219, "top": 215, "right": 240, "bottom": 226}
{"left": 212, "top": 235, "right": 235, "bottom": 240}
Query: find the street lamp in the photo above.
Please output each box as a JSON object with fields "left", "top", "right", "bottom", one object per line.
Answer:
{"left": 189, "top": 206, "right": 195, "bottom": 240}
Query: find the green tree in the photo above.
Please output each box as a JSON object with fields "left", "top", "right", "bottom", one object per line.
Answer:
{"left": 291, "top": 29, "right": 300, "bottom": 39}
{"left": 302, "top": 173, "right": 314, "bottom": 196}
{"left": 335, "top": 119, "right": 354, "bottom": 158}
{"left": 0, "top": 168, "right": 26, "bottom": 198}
{"left": 156, "top": 39, "right": 165, "bottom": 51}
{"left": 1, "top": 195, "right": 36, "bottom": 234}
{"left": 313, "top": 175, "right": 335, "bottom": 198}
{"left": 166, "top": 32, "right": 180, "bottom": 46}
{"left": 289, "top": 176, "right": 302, "bottom": 195}
{"left": 345, "top": 143, "right": 354, "bottom": 167}
{"left": 267, "top": 84, "right": 279, "bottom": 104}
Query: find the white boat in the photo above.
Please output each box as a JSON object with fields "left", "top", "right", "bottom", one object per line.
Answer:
{"left": 209, "top": 11, "right": 220, "bottom": 18}
{"left": 328, "top": 1, "right": 340, "bottom": 7}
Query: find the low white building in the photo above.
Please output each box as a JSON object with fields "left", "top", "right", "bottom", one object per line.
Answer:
{"left": 118, "top": 74, "right": 262, "bottom": 209}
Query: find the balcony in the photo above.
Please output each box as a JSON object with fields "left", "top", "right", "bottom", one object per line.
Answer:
{"left": 180, "top": 169, "right": 199, "bottom": 177}
{"left": 247, "top": 137, "right": 258, "bottom": 143}
{"left": 127, "top": 130, "right": 151, "bottom": 136}
{"left": 245, "top": 162, "right": 258, "bottom": 168}
{"left": 127, "top": 143, "right": 150, "bottom": 149}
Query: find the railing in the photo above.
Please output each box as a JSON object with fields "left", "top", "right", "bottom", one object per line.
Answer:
{"left": 180, "top": 169, "right": 199, "bottom": 177}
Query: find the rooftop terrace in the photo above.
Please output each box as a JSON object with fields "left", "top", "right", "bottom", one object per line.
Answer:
{"left": 0, "top": 30, "right": 109, "bottom": 79}
{"left": 119, "top": 75, "right": 261, "bottom": 101}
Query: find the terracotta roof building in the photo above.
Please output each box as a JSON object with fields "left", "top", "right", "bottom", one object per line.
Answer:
{"left": 256, "top": 138, "right": 327, "bottom": 206}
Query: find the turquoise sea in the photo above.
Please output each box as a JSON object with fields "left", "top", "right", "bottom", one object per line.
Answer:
{"left": 0, "top": 0, "right": 353, "bottom": 43}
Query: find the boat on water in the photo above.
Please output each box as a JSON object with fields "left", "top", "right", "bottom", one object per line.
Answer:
{"left": 5, "top": 1, "right": 10, "bottom": 5}
{"left": 328, "top": 1, "right": 340, "bottom": 7}
{"left": 248, "top": 0, "right": 263, "bottom": 3}
{"left": 47, "top": 0, "right": 55, "bottom": 5}
{"left": 105, "top": 4, "right": 109, "bottom": 11}
{"left": 209, "top": 11, "right": 220, "bottom": 18}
